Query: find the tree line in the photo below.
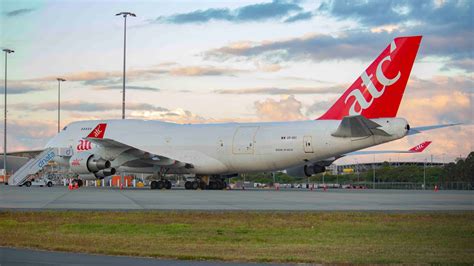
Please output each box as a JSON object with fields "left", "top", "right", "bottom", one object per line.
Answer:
{"left": 233, "top": 152, "right": 474, "bottom": 185}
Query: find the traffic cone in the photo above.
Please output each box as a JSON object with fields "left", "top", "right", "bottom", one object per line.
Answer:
{"left": 74, "top": 182, "right": 79, "bottom": 189}
{"left": 68, "top": 182, "right": 73, "bottom": 190}
{"left": 120, "top": 183, "right": 123, "bottom": 190}
{"left": 434, "top": 185, "right": 439, "bottom": 192}
{"left": 323, "top": 185, "right": 327, "bottom": 192}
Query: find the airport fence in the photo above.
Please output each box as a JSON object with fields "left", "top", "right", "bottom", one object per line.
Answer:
{"left": 356, "top": 182, "right": 473, "bottom": 190}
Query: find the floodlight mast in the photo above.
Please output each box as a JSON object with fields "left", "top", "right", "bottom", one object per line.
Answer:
{"left": 2, "top": 48, "right": 14, "bottom": 177}
{"left": 57, "top": 78, "right": 66, "bottom": 133}
{"left": 115, "top": 12, "right": 136, "bottom": 119}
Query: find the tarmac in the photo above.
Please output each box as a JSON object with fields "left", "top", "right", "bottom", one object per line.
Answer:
{"left": 0, "top": 247, "right": 277, "bottom": 266}
{"left": 0, "top": 185, "right": 472, "bottom": 211}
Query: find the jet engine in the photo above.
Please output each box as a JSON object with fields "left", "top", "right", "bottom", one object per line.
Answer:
{"left": 94, "top": 168, "right": 116, "bottom": 179}
{"left": 286, "top": 163, "right": 326, "bottom": 177}
{"left": 69, "top": 152, "right": 112, "bottom": 175}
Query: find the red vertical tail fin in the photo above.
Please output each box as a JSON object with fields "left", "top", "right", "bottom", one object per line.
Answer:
{"left": 318, "top": 36, "right": 422, "bottom": 120}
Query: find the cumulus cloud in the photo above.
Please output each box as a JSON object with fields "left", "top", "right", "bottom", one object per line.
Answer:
{"left": 254, "top": 95, "right": 306, "bottom": 121}
{"left": 155, "top": 0, "right": 307, "bottom": 24}
{"left": 33, "top": 65, "right": 247, "bottom": 87}
{"left": 205, "top": 0, "right": 472, "bottom": 72}
{"left": 318, "top": 0, "right": 471, "bottom": 30}
{"left": 11, "top": 101, "right": 168, "bottom": 113}
{"left": 407, "top": 75, "right": 473, "bottom": 95}
{"left": 130, "top": 108, "right": 211, "bottom": 124}
{"left": 284, "top": 11, "right": 314, "bottom": 23}
{"left": 402, "top": 91, "right": 472, "bottom": 126}
{"left": 5, "top": 120, "right": 57, "bottom": 151}
{"left": 206, "top": 31, "right": 390, "bottom": 62}
{"left": 0, "top": 80, "right": 45, "bottom": 94}
{"left": 442, "top": 58, "right": 474, "bottom": 73}
{"left": 169, "top": 66, "right": 247, "bottom": 76}
{"left": 4, "top": 8, "right": 35, "bottom": 17}
{"left": 94, "top": 85, "right": 160, "bottom": 92}
{"left": 305, "top": 99, "right": 336, "bottom": 117}
{"left": 215, "top": 86, "right": 344, "bottom": 95}
{"left": 254, "top": 62, "right": 283, "bottom": 72}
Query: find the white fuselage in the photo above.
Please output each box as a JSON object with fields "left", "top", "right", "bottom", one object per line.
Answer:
{"left": 46, "top": 118, "right": 409, "bottom": 175}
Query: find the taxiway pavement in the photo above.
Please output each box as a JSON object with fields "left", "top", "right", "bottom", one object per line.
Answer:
{"left": 0, "top": 247, "right": 275, "bottom": 266}
{"left": 0, "top": 186, "right": 472, "bottom": 211}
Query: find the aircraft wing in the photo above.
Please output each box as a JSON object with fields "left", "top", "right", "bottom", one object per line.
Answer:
{"left": 86, "top": 136, "right": 194, "bottom": 169}
{"left": 347, "top": 141, "right": 432, "bottom": 156}
{"left": 84, "top": 123, "right": 230, "bottom": 173}
{"left": 7, "top": 149, "right": 43, "bottom": 159}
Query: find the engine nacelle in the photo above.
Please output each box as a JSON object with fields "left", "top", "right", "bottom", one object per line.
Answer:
{"left": 286, "top": 164, "right": 326, "bottom": 177}
{"left": 69, "top": 152, "right": 111, "bottom": 174}
{"left": 94, "top": 168, "right": 116, "bottom": 179}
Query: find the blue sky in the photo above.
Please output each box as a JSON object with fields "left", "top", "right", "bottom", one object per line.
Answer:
{"left": 0, "top": 0, "right": 472, "bottom": 163}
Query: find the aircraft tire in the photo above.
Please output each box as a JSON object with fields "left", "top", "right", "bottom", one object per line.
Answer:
{"left": 25, "top": 181, "right": 32, "bottom": 187}
{"left": 165, "top": 180, "right": 172, "bottom": 189}
{"left": 184, "top": 181, "right": 191, "bottom": 190}
{"left": 191, "top": 181, "right": 199, "bottom": 190}
{"left": 209, "top": 181, "right": 218, "bottom": 190}
{"left": 150, "top": 181, "right": 158, "bottom": 189}
{"left": 157, "top": 181, "right": 165, "bottom": 189}
{"left": 199, "top": 181, "right": 207, "bottom": 190}
{"left": 219, "top": 181, "right": 225, "bottom": 190}
{"left": 47, "top": 182, "right": 53, "bottom": 187}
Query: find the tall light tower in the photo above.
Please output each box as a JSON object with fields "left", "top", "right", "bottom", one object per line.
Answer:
{"left": 56, "top": 78, "right": 66, "bottom": 133}
{"left": 115, "top": 11, "right": 136, "bottom": 119}
{"left": 2, "top": 48, "right": 14, "bottom": 176}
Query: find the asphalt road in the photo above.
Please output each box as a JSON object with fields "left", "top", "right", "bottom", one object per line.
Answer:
{"left": 0, "top": 186, "right": 472, "bottom": 211}
{"left": 0, "top": 247, "right": 275, "bottom": 266}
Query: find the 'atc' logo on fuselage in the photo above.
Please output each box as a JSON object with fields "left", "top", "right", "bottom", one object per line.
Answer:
{"left": 76, "top": 140, "right": 92, "bottom": 151}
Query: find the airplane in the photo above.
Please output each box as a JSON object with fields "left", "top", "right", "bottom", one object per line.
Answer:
{"left": 8, "top": 35, "right": 458, "bottom": 189}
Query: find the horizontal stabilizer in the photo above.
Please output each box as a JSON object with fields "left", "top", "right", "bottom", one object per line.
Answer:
{"left": 332, "top": 115, "right": 391, "bottom": 138}
{"left": 348, "top": 141, "right": 432, "bottom": 155}
{"left": 408, "top": 123, "right": 461, "bottom": 135}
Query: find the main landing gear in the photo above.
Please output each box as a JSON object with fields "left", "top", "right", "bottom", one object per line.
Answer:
{"left": 150, "top": 179, "right": 172, "bottom": 190}
{"left": 184, "top": 176, "right": 227, "bottom": 190}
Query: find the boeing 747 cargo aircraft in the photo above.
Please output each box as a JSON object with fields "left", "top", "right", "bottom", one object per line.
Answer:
{"left": 8, "top": 36, "right": 457, "bottom": 189}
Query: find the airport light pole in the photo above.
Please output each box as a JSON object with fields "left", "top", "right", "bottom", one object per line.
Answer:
{"left": 423, "top": 158, "right": 426, "bottom": 190}
{"left": 115, "top": 11, "right": 136, "bottom": 120}
{"left": 2, "top": 48, "right": 14, "bottom": 176}
{"left": 56, "top": 78, "right": 66, "bottom": 133}
{"left": 372, "top": 155, "right": 376, "bottom": 189}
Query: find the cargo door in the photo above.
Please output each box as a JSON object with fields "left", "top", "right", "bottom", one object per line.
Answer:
{"left": 233, "top": 126, "right": 259, "bottom": 154}
{"left": 303, "top": 136, "right": 313, "bottom": 153}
